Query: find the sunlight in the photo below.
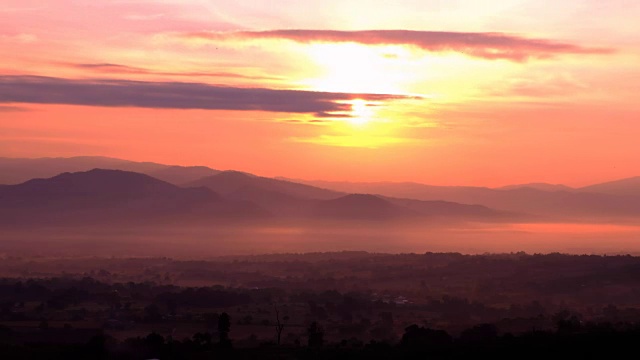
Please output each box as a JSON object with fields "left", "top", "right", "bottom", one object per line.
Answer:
{"left": 304, "top": 43, "right": 409, "bottom": 94}
{"left": 347, "top": 99, "right": 374, "bottom": 126}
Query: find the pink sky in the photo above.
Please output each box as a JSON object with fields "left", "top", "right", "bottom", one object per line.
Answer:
{"left": 1, "top": 0, "right": 639, "bottom": 186}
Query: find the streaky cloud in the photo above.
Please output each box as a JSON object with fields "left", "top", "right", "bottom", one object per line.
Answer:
{"left": 0, "top": 75, "right": 410, "bottom": 114}
{"left": 71, "top": 63, "right": 283, "bottom": 81}
{"left": 183, "top": 29, "right": 614, "bottom": 61}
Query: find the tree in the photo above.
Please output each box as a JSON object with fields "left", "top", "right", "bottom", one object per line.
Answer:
{"left": 307, "top": 321, "right": 324, "bottom": 348}
{"left": 401, "top": 325, "right": 452, "bottom": 349}
{"left": 274, "top": 305, "right": 287, "bottom": 345}
{"left": 218, "top": 312, "right": 231, "bottom": 347}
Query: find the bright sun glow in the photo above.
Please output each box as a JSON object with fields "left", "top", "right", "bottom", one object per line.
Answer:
{"left": 304, "top": 43, "right": 410, "bottom": 94}
{"left": 348, "top": 99, "right": 374, "bottom": 126}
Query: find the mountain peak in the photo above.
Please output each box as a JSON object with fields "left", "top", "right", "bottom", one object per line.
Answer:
{"left": 14, "top": 168, "right": 179, "bottom": 197}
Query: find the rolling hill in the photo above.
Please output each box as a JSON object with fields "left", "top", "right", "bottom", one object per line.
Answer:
{"left": 286, "top": 179, "right": 640, "bottom": 220}
{"left": 0, "top": 169, "right": 267, "bottom": 225}
{"left": 0, "top": 156, "right": 221, "bottom": 185}
{"left": 186, "top": 171, "right": 342, "bottom": 200}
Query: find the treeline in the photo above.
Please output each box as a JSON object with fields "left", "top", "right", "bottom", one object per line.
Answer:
{"left": 3, "top": 319, "right": 640, "bottom": 359}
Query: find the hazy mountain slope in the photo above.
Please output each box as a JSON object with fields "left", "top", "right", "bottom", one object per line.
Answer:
{"left": 226, "top": 185, "right": 315, "bottom": 216}
{"left": 278, "top": 179, "right": 496, "bottom": 202}
{"left": 147, "top": 165, "right": 220, "bottom": 185}
{"left": 385, "top": 197, "right": 514, "bottom": 220}
{"left": 0, "top": 169, "right": 267, "bottom": 225}
{"left": 285, "top": 179, "right": 640, "bottom": 220}
{"left": 187, "top": 171, "right": 343, "bottom": 200}
{"left": 311, "top": 194, "right": 416, "bottom": 220}
{"left": 497, "top": 183, "right": 574, "bottom": 192}
{"left": 0, "top": 156, "right": 221, "bottom": 186}
{"left": 0, "top": 156, "right": 166, "bottom": 184}
{"left": 579, "top": 177, "right": 640, "bottom": 197}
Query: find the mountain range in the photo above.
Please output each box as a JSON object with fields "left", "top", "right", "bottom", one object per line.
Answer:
{"left": 1, "top": 156, "right": 639, "bottom": 225}
{"left": 282, "top": 178, "right": 640, "bottom": 221}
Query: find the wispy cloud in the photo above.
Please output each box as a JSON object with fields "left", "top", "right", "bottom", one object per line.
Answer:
{"left": 182, "top": 29, "right": 614, "bottom": 61}
{"left": 0, "top": 75, "right": 410, "bottom": 114}
{"left": 70, "top": 63, "right": 282, "bottom": 81}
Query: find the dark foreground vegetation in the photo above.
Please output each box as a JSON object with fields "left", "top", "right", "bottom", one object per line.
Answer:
{"left": 3, "top": 320, "right": 640, "bottom": 359}
{"left": 2, "top": 251, "right": 640, "bottom": 358}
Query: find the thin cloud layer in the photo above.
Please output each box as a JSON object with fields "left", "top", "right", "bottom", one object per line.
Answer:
{"left": 183, "top": 29, "right": 614, "bottom": 61}
{"left": 71, "top": 63, "right": 282, "bottom": 81}
{"left": 0, "top": 75, "right": 408, "bottom": 114}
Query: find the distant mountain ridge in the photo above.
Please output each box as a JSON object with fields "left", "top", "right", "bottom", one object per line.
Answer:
{"left": 0, "top": 168, "right": 511, "bottom": 225}
{"left": 282, "top": 178, "right": 640, "bottom": 220}
{"left": 312, "top": 194, "right": 417, "bottom": 220}
{"left": 186, "top": 170, "right": 342, "bottom": 200}
{"left": 2, "top": 156, "right": 640, "bottom": 223}
{"left": 0, "top": 156, "right": 220, "bottom": 185}
{"left": 579, "top": 176, "right": 640, "bottom": 197}
{"left": 0, "top": 169, "right": 266, "bottom": 226}
{"left": 497, "top": 183, "right": 575, "bottom": 192}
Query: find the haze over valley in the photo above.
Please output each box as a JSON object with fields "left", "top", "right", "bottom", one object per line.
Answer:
{"left": 2, "top": 156, "right": 640, "bottom": 258}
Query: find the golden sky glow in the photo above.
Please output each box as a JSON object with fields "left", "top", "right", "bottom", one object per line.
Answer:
{"left": 1, "top": 1, "right": 639, "bottom": 186}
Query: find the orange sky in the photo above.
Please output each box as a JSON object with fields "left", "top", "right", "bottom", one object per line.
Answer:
{"left": 1, "top": 0, "right": 639, "bottom": 186}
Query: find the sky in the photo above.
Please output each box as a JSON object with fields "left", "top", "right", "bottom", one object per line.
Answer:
{"left": 1, "top": 0, "right": 639, "bottom": 186}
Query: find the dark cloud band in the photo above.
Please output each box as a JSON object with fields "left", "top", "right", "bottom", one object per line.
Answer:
{"left": 0, "top": 75, "right": 409, "bottom": 114}
{"left": 184, "top": 29, "right": 613, "bottom": 61}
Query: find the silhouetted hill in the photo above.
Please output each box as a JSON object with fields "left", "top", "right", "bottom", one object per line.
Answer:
{"left": 312, "top": 194, "right": 416, "bottom": 220}
{"left": 187, "top": 171, "right": 342, "bottom": 200}
{"left": 0, "top": 169, "right": 267, "bottom": 225}
{"left": 386, "top": 197, "right": 515, "bottom": 220}
{"left": 5, "top": 156, "right": 640, "bottom": 222}
{"left": 281, "top": 179, "right": 496, "bottom": 202}
{"left": 0, "top": 168, "right": 186, "bottom": 199}
{"left": 226, "top": 185, "right": 314, "bottom": 216}
{"left": 290, "top": 179, "right": 640, "bottom": 221}
{"left": 579, "top": 176, "right": 640, "bottom": 197}
{"left": 0, "top": 156, "right": 221, "bottom": 185}
{"left": 0, "top": 156, "right": 167, "bottom": 184}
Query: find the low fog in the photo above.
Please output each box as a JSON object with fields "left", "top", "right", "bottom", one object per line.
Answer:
{"left": 2, "top": 220, "right": 640, "bottom": 259}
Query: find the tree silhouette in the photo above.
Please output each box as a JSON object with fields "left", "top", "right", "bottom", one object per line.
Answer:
{"left": 401, "top": 324, "right": 452, "bottom": 349}
{"left": 274, "top": 305, "right": 286, "bottom": 345}
{"left": 218, "top": 312, "right": 231, "bottom": 347}
{"left": 307, "top": 321, "right": 324, "bottom": 348}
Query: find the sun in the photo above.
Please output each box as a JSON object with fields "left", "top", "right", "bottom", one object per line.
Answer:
{"left": 348, "top": 99, "right": 374, "bottom": 126}
{"left": 304, "top": 43, "right": 408, "bottom": 94}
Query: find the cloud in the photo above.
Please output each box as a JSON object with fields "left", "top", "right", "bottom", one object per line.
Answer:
{"left": 182, "top": 29, "right": 614, "bottom": 61}
{"left": 281, "top": 118, "right": 333, "bottom": 125}
{"left": 71, "top": 62, "right": 283, "bottom": 81}
{"left": 0, "top": 75, "right": 409, "bottom": 114}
